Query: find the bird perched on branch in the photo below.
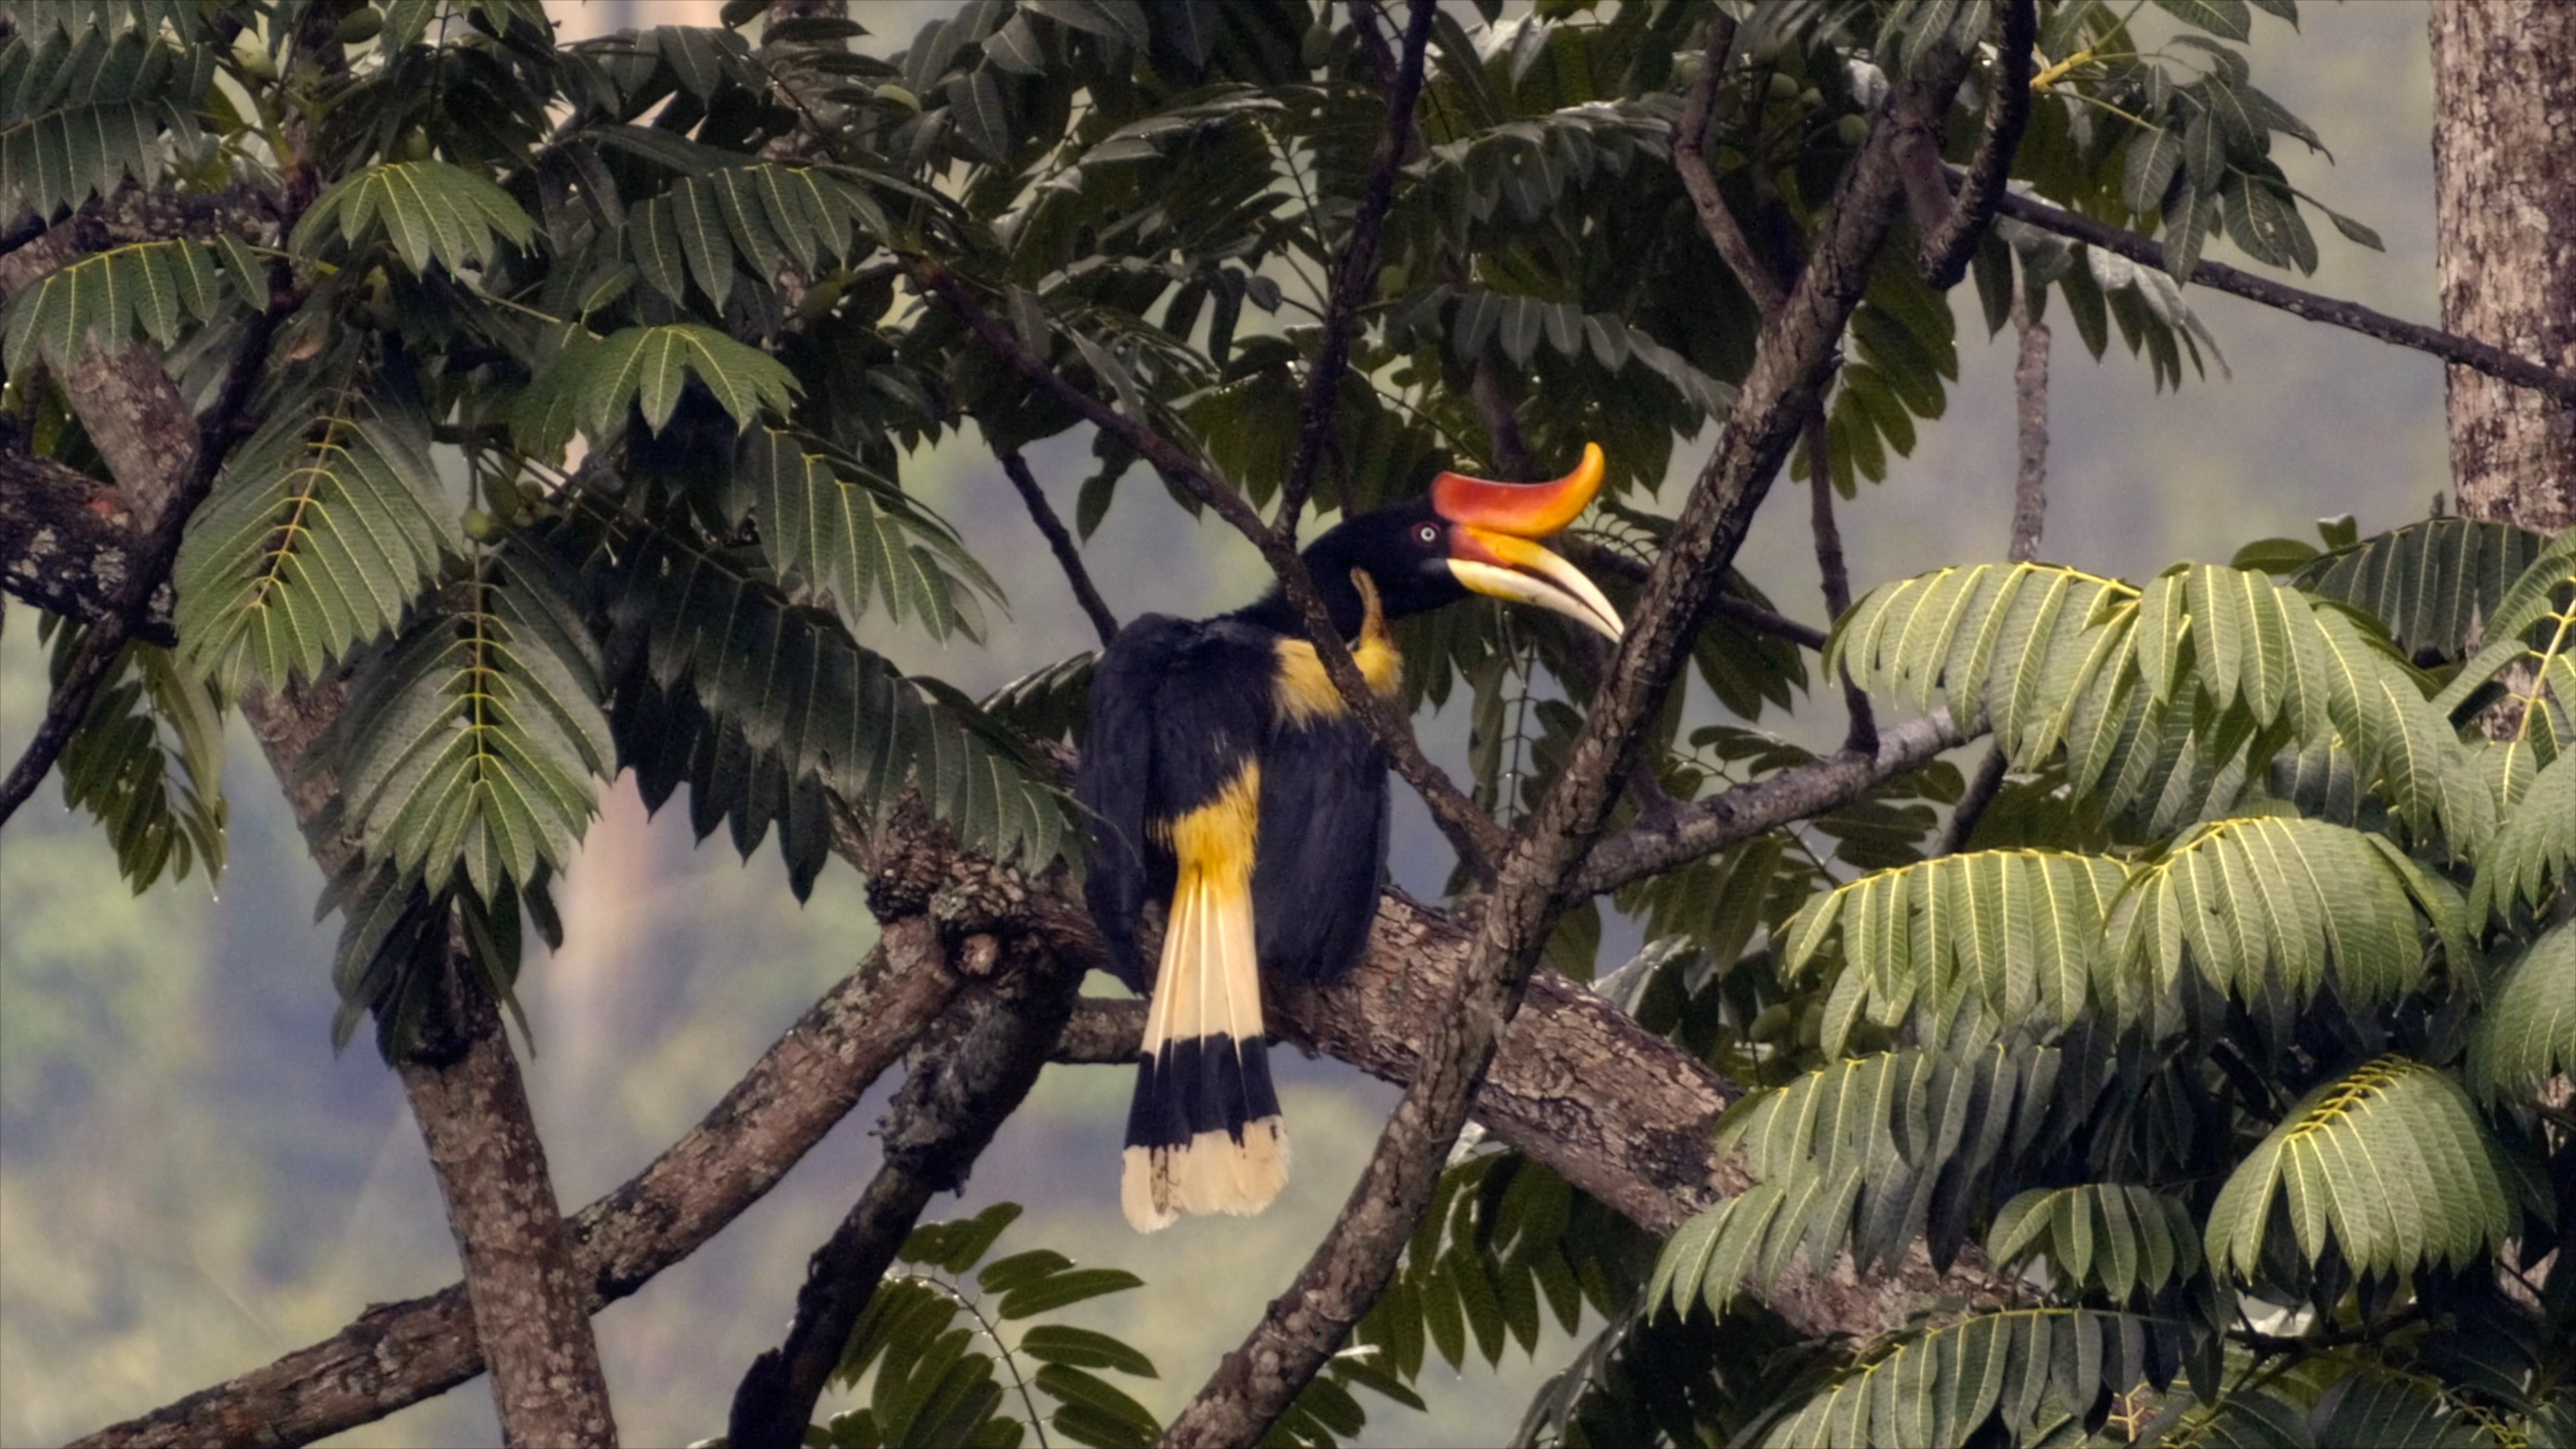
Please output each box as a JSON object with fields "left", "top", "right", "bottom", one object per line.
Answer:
{"left": 1077, "top": 445, "right": 1624, "bottom": 1232}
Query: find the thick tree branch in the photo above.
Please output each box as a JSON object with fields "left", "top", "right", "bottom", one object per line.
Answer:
{"left": 1161, "top": 50, "right": 1974, "bottom": 1447}
{"left": 729, "top": 918, "right": 1080, "bottom": 1449}
{"left": 1917, "top": 0, "right": 2037, "bottom": 288}
{"left": 1275, "top": 0, "right": 1436, "bottom": 537}
{"left": 1978, "top": 174, "right": 2576, "bottom": 406}
{"left": 1939, "top": 294, "right": 2050, "bottom": 855}
{"left": 918, "top": 264, "right": 1509, "bottom": 875}
{"left": 998, "top": 449, "right": 1120, "bottom": 648}
{"left": 0, "top": 437, "right": 177, "bottom": 644}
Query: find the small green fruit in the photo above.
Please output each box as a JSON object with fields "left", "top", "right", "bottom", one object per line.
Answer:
{"left": 397, "top": 129, "right": 432, "bottom": 162}
{"left": 1301, "top": 21, "right": 1333, "bottom": 69}
{"left": 336, "top": 5, "right": 383, "bottom": 44}
{"left": 1766, "top": 70, "right": 1799, "bottom": 101}
{"left": 1835, "top": 113, "right": 1870, "bottom": 147}
{"left": 232, "top": 41, "right": 277, "bottom": 81}
{"left": 462, "top": 510, "right": 499, "bottom": 541}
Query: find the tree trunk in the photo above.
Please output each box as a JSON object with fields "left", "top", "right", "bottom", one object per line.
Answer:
{"left": 2429, "top": 0, "right": 2576, "bottom": 533}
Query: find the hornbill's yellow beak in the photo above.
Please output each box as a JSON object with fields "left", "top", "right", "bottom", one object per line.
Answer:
{"left": 1432, "top": 442, "right": 1624, "bottom": 642}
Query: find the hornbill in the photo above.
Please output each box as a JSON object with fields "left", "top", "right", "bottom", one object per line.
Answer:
{"left": 1077, "top": 444, "right": 1624, "bottom": 1232}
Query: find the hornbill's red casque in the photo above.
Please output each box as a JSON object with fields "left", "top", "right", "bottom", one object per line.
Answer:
{"left": 1076, "top": 445, "right": 1623, "bottom": 1232}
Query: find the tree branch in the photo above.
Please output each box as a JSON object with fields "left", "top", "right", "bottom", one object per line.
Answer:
{"left": 1275, "top": 0, "right": 1437, "bottom": 538}
{"left": 0, "top": 280, "right": 286, "bottom": 830}
{"left": 998, "top": 448, "right": 1120, "bottom": 648}
{"left": 1977, "top": 174, "right": 2576, "bottom": 405}
{"left": 0, "top": 437, "right": 177, "bottom": 644}
{"left": 75, "top": 716, "right": 2002, "bottom": 1446}
{"left": 917, "top": 264, "right": 1509, "bottom": 876}
{"left": 1805, "top": 409, "right": 1876, "bottom": 753}
{"left": 729, "top": 918, "right": 1080, "bottom": 1449}
{"left": 1160, "top": 49, "right": 1976, "bottom": 1448}
{"left": 69, "top": 914, "right": 963, "bottom": 1449}
{"left": 1917, "top": 0, "right": 2037, "bottom": 288}
{"left": 1670, "top": 12, "right": 1785, "bottom": 315}
{"left": 1938, "top": 292, "right": 2050, "bottom": 855}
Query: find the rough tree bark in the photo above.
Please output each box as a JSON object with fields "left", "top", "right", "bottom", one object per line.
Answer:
{"left": 2429, "top": 0, "right": 2576, "bottom": 535}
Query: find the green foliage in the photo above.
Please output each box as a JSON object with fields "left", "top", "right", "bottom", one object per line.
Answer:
{"left": 0, "top": 9, "right": 213, "bottom": 219}
{"left": 174, "top": 394, "right": 458, "bottom": 696}
{"left": 2205, "top": 1055, "right": 2516, "bottom": 1281}
{"left": 2468, "top": 922, "right": 2576, "bottom": 1104}
{"left": 42, "top": 622, "right": 225, "bottom": 892}
{"left": 1745, "top": 1308, "right": 2180, "bottom": 1449}
{"left": 331, "top": 542, "right": 612, "bottom": 900}
{"left": 1986, "top": 1183, "right": 2204, "bottom": 1301}
{"left": 290, "top": 160, "right": 534, "bottom": 278}
{"left": 2285, "top": 517, "right": 2553, "bottom": 661}
{"left": 1780, "top": 849, "right": 2130, "bottom": 1045}
{"left": 814, "top": 1202, "right": 1158, "bottom": 1449}
{"left": 1, "top": 236, "right": 266, "bottom": 372}
{"left": 1833, "top": 561, "right": 2490, "bottom": 848}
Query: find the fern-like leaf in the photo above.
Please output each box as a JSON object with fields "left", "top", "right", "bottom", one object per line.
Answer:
{"left": 45, "top": 625, "right": 227, "bottom": 892}
{"left": 291, "top": 160, "right": 535, "bottom": 277}
{"left": 1833, "top": 561, "right": 2491, "bottom": 849}
{"left": 1745, "top": 1308, "right": 2178, "bottom": 1449}
{"left": 2204, "top": 1055, "right": 2516, "bottom": 1281}
{"left": 0, "top": 21, "right": 212, "bottom": 219}
{"left": 560, "top": 322, "right": 800, "bottom": 435}
{"left": 2472, "top": 752, "right": 2575, "bottom": 924}
{"left": 1781, "top": 849, "right": 2130, "bottom": 1049}
{"left": 732, "top": 427, "right": 997, "bottom": 641}
{"left": 2108, "top": 815, "right": 2465, "bottom": 1010}
{"left": 1, "top": 236, "right": 264, "bottom": 372}
{"left": 1985, "top": 1183, "right": 2202, "bottom": 1301}
{"left": 1650, "top": 1044, "right": 2076, "bottom": 1317}
{"left": 583, "top": 513, "right": 1069, "bottom": 866}
{"left": 2294, "top": 517, "right": 2553, "bottom": 661}
{"left": 2469, "top": 922, "right": 2576, "bottom": 1104}
{"left": 175, "top": 396, "right": 457, "bottom": 694}
{"left": 332, "top": 544, "right": 613, "bottom": 898}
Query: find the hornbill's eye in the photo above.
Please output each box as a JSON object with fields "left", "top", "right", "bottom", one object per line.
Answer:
{"left": 1415, "top": 523, "right": 1440, "bottom": 545}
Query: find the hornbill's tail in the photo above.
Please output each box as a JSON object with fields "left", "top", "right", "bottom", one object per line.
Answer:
{"left": 1121, "top": 766, "right": 1287, "bottom": 1232}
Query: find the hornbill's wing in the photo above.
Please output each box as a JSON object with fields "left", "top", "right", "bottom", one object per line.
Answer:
{"left": 1074, "top": 614, "right": 1275, "bottom": 993}
{"left": 1252, "top": 713, "right": 1390, "bottom": 984}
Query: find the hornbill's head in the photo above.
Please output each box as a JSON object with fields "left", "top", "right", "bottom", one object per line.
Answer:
{"left": 1299, "top": 442, "right": 1623, "bottom": 641}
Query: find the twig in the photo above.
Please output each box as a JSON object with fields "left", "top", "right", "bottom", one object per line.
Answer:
{"left": 999, "top": 449, "right": 1120, "bottom": 647}
{"left": 1670, "top": 12, "right": 1785, "bottom": 315}
{"left": 1917, "top": 0, "right": 2038, "bottom": 288}
{"left": 1805, "top": 410, "right": 1876, "bottom": 753}
{"left": 1160, "top": 46, "right": 1976, "bottom": 1449}
{"left": 1562, "top": 537, "right": 1829, "bottom": 651}
{"left": 1570, "top": 711, "right": 1966, "bottom": 896}
{"left": 1938, "top": 292, "right": 2051, "bottom": 855}
{"left": 917, "top": 264, "right": 1509, "bottom": 875}
{"left": 1976, "top": 175, "right": 2576, "bottom": 406}
{"left": 0, "top": 287, "right": 286, "bottom": 830}
{"left": 1275, "top": 0, "right": 1438, "bottom": 538}
{"left": 729, "top": 922, "right": 1080, "bottom": 1449}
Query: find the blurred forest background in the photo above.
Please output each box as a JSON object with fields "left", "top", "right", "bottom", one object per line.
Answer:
{"left": 0, "top": 1, "right": 2457, "bottom": 1444}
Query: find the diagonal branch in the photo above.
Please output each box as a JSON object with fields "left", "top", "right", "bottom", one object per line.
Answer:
{"left": 1670, "top": 12, "right": 1784, "bottom": 315}
{"left": 0, "top": 284, "right": 288, "bottom": 830}
{"left": 727, "top": 920, "right": 1080, "bottom": 1449}
{"left": 1275, "top": 0, "right": 1438, "bottom": 539}
{"left": 1916, "top": 0, "right": 2038, "bottom": 288}
{"left": 998, "top": 449, "right": 1120, "bottom": 647}
{"left": 1804, "top": 409, "right": 1876, "bottom": 753}
{"left": 918, "top": 264, "right": 1509, "bottom": 875}
{"left": 1159, "top": 47, "right": 1976, "bottom": 1448}
{"left": 1978, "top": 174, "right": 2576, "bottom": 405}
